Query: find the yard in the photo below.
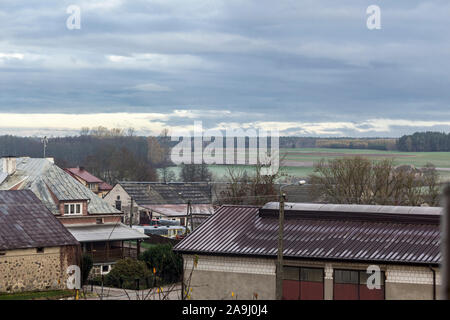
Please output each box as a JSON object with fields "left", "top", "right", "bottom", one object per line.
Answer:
{"left": 0, "top": 290, "right": 75, "bottom": 300}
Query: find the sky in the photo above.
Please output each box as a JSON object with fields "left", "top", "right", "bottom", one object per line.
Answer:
{"left": 0, "top": 0, "right": 450, "bottom": 137}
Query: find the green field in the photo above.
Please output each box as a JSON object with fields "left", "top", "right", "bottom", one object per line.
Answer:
{"left": 282, "top": 148, "right": 450, "bottom": 167}
{"left": 159, "top": 148, "right": 450, "bottom": 182}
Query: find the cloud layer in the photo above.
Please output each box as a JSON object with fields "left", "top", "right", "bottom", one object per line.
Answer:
{"left": 1, "top": 0, "right": 449, "bottom": 136}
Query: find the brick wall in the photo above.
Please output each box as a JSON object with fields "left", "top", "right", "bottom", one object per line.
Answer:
{"left": 58, "top": 215, "right": 122, "bottom": 225}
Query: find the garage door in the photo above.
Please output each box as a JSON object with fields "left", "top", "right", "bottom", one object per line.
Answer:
{"left": 283, "top": 266, "right": 324, "bottom": 300}
{"left": 334, "top": 269, "right": 385, "bottom": 300}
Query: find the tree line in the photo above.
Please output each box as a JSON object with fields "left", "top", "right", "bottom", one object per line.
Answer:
{"left": 0, "top": 127, "right": 172, "bottom": 185}
{"left": 397, "top": 131, "right": 450, "bottom": 152}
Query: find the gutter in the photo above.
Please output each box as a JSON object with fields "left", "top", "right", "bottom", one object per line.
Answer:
{"left": 429, "top": 265, "right": 436, "bottom": 300}
{"left": 173, "top": 250, "right": 440, "bottom": 268}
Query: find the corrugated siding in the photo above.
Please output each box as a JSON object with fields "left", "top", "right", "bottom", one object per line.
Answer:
{"left": 174, "top": 205, "right": 441, "bottom": 265}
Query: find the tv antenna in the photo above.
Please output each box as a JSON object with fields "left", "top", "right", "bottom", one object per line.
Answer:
{"left": 41, "top": 136, "right": 48, "bottom": 158}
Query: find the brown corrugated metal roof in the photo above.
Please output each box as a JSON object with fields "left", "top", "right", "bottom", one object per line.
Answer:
{"left": 174, "top": 203, "right": 441, "bottom": 265}
{"left": 0, "top": 190, "right": 79, "bottom": 250}
{"left": 65, "top": 167, "right": 103, "bottom": 183}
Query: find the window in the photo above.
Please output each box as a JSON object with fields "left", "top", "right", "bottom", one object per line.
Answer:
{"left": 64, "top": 203, "right": 82, "bottom": 215}
{"left": 115, "top": 200, "right": 122, "bottom": 211}
{"left": 36, "top": 247, "right": 44, "bottom": 253}
{"left": 96, "top": 218, "right": 104, "bottom": 224}
{"left": 283, "top": 266, "right": 324, "bottom": 300}
{"left": 334, "top": 269, "right": 385, "bottom": 300}
{"left": 0, "top": 251, "right": 6, "bottom": 256}
{"left": 101, "top": 264, "right": 111, "bottom": 275}
{"left": 335, "top": 269, "right": 359, "bottom": 284}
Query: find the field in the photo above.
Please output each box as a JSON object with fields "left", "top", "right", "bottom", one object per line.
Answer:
{"left": 281, "top": 148, "right": 450, "bottom": 182}
{"left": 160, "top": 148, "right": 450, "bottom": 182}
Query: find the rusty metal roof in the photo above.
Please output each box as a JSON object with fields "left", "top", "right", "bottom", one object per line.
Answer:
{"left": 174, "top": 203, "right": 442, "bottom": 265}
{"left": 65, "top": 167, "right": 103, "bottom": 183}
{"left": 0, "top": 190, "right": 79, "bottom": 250}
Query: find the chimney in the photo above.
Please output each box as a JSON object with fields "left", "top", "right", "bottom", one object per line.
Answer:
{"left": 2, "top": 157, "right": 17, "bottom": 175}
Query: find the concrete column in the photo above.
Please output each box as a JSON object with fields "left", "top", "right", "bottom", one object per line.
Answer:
{"left": 324, "top": 263, "right": 333, "bottom": 300}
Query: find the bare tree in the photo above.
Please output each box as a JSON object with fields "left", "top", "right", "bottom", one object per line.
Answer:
{"left": 217, "top": 162, "right": 284, "bottom": 206}
{"left": 309, "top": 156, "right": 441, "bottom": 206}
{"left": 179, "top": 163, "right": 212, "bottom": 182}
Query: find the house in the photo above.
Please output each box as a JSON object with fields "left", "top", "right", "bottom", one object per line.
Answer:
{"left": 64, "top": 167, "right": 113, "bottom": 198}
{"left": 104, "top": 182, "right": 214, "bottom": 228}
{"left": 0, "top": 157, "right": 147, "bottom": 276}
{"left": 0, "top": 190, "right": 80, "bottom": 293}
{"left": 174, "top": 202, "right": 442, "bottom": 300}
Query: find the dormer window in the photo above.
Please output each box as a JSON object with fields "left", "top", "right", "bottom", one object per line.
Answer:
{"left": 88, "top": 183, "right": 98, "bottom": 191}
{"left": 64, "top": 203, "right": 82, "bottom": 215}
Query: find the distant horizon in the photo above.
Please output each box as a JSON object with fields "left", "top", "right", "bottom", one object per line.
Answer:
{"left": 1, "top": 112, "right": 450, "bottom": 138}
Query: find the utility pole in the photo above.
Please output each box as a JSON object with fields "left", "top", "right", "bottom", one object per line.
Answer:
{"left": 189, "top": 200, "right": 194, "bottom": 232}
{"left": 275, "top": 180, "right": 306, "bottom": 300}
{"left": 129, "top": 197, "right": 134, "bottom": 227}
{"left": 185, "top": 199, "right": 192, "bottom": 233}
{"left": 41, "top": 136, "right": 48, "bottom": 158}
{"left": 276, "top": 191, "right": 286, "bottom": 300}
{"left": 442, "top": 184, "right": 450, "bottom": 299}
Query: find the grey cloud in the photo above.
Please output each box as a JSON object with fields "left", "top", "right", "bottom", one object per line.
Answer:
{"left": 0, "top": 0, "right": 449, "bottom": 136}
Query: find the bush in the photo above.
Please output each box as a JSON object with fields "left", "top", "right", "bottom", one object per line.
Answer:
{"left": 104, "top": 258, "right": 153, "bottom": 290}
{"left": 140, "top": 244, "right": 183, "bottom": 284}
{"left": 81, "top": 254, "right": 93, "bottom": 285}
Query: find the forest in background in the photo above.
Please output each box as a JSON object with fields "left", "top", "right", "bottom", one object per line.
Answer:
{"left": 0, "top": 129, "right": 449, "bottom": 185}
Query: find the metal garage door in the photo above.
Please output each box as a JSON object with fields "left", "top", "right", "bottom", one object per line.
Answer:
{"left": 283, "top": 266, "right": 324, "bottom": 300}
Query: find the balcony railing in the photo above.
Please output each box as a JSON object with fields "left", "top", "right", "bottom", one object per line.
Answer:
{"left": 85, "top": 247, "right": 137, "bottom": 264}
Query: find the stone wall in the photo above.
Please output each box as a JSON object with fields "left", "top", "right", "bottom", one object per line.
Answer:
{"left": 0, "top": 245, "right": 79, "bottom": 293}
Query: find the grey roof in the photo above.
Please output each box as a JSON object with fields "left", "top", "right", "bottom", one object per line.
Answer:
{"left": 66, "top": 223, "right": 148, "bottom": 242}
{"left": 119, "top": 182, "right": 212, "bottom": 205}
{"left": 142, "top": 204, "right": 214, "bottom": 217}
{"left": 260, "top": 202, "right": 442, "bottom": 224}
{"left": 0, "top": 158, "right": 120, "bottom": 215}
{"left": 174, "top": 203, "right": 442, "bottom": 265}
{"left": 0, "top": 173, "right": 7, "bottom": 185}
{"left": 0, "top": 190, "right": 79, "bottom": 250}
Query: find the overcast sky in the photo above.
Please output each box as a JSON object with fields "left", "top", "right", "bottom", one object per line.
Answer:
{"left": 1, "top": 0, "right": 450, "bottom": 137}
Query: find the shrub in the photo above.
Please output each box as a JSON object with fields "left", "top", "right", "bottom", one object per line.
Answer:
{"left": 140, "top": 244, "right": 183, "bottom": 284}
{"left": 81, "top": 254, "right": 93, "bottom": 285}
{"left": 104, "top": 258, "right": 152, "bottom": 290}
